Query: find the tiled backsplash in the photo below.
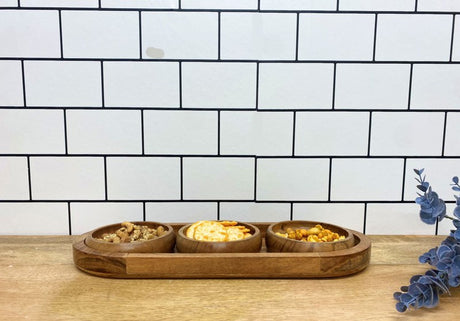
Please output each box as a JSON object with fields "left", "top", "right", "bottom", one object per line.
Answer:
{"left": 1, "top": 0, "right": 460, "bottom": 235}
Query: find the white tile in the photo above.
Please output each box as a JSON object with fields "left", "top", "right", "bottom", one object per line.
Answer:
{"left": 260, "top": 0, "right": 336, "bottom": 10}
{"left": 183, "top": 157, "right": 254, "bottom": 200}
{"left": 257, "top": 158, "right": 329, "bottom": 201}
{"left": 0, "top": 157, "right": 29, "bottom": 200}
{"left": 182, "top": 0, "right": 257, "bottom": 9}
{"left": 258, "top": 63, "right": 334, "bottom": 110}
{"left": 0, "top": 109, "right": 65, "bottom": 154}
{"left": 24, "top": 61, "right": 102, "bottom": 107}
{"left": 220, "top": 202, "right": 291, "bottom": 222}
{"left": 66, "top": 110, "right": 142, "bottom": 155}
{"left": 366, "top": 203, "right": 435, "bottom": 235}
{"left": 295, "top": 112, "right": 369, "bottom": 156}
{"left": 107, "top": 157, "right": 181, "bottom": 200}
{"left": 104, "top": 62, "right": 179, "bottom": 108}
{"left": 0, "top": 0, "right": 18, "bottom": 7}
{"left": 410, "top": 64, "right": 460, "bottom": 110}
{"left": 70, "top": 202, "right": 143, "bottom": 235}
{"left": 0, "top": 203, "right": 68, "bottom": 235}
{"left": 182, "top": 62, "right": 256, "bottom": 109}
{"left": 146, "top": 202, "right": 217, "bottom": 222}
{"left": 339, "top": 0, "right": 415, "bottom": 11}
{"left": 21, "top": 0, "right": 98, "bottom": 7}
{"left": 221, "top": 12, "right": 297, "bottom": 60}
{"left": 293, "top": 203, "right": 365, "bottom": 232}
{"left": 452, "top": 16, "right": 460, "bottom": 61}
{"left": 62, "top": 10, "right": 139, "bottom": 59}
{"left": 298, "top": 13, "right": 375, "bottom": 61}
{"left": 30, "top": 157, "right": 105, "bottom": 200}
{"left": 142, "top": 12, "right": 218, "bottom": 59}
{"left": 445, "top": 113, "right": 460, "bottom": 156}
{"left": 404, "top": 159, "right": 460, "bottom": 201}
{"left": 144, "top": 110, "right": 218, "bottom": 155}
{"left": 417, "top": 0, "right": 460, "bottom": 11}
{"left": 370, "top": 112, "right": 444, "bottom": 156}
{"left": 0, "top": 10, "right": 60, "bottom": 58}
{"left": 220, "top": 111, "right": 293, "bottom": 156}
{"left": 331, "top": 158, "right": 404, "bottom": 201}
{"left": 335, "top": 64, "right": 411, "bottom": 110}
{"left": 438, "top": 203, "right": 457, "bottom": 236}
{"left": 375, "top": 14, "right": 452, "bottom": 61}
{"left": 102, "top": 0, "right": 178, "bottom": 8}
{"left": 0, "top": 61, "right": 23, "bottom": 106}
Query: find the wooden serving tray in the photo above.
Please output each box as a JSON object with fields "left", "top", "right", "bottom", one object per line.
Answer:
{"left": 73, "top": 223, "right": 371, "bottom": 279}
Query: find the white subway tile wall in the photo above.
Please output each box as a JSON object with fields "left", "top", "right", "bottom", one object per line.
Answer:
{"left": 0, "top": 109, "right": 65, "bottom": 154}
{"left": 0, "top": 61, "right": 23, "bottom": 106}
{"left": 258, "top": 63, "right": 334, "bottom": 109}
{"left": 182, "top": 62, "right": 256, "bottom": 108}
{"left": 141, "top": 12, "right": 218, "bottom": 59}
{"left": 0, "top": 157, "right": 29, "bottom": 200}
{"left": 260, "top": 0, "right": 336, "bottom": 11}
{"left": 103, "top": 62, "right": 180, "bottom": 108}
{"left": 146, "top": 202, "right": 217, "bottom": 222}
{"left": 294, "top": 111, "right": 369, "bottom": 155}
{"left": 410, "top": 64, "right": 460, "bottom": 109}
{"left": 70, "top": 202, "right": 143, "bottom": 235}
{"left": 0, "top": 10, "right": 60, "bottom": 57}
{"left": 0, "top": 0, "right": 18, "bottom": 7}
{"left": 221, "top": 13, "right": 297, "bottom": 60}
{"left": 20, "top": 0, "right": 98, "bottom": 8}
{"left": 375, "top": 14, "right": 453, "bottom": 61}
{"left": 298, "top": 13, "right": 375, "bottom": 61}
{"left": 106, "top": 157, "right": 181, "bottom": 200}
{"left": 144, "top": 110, "right": 218, "bottom": 155}
{"left": 24, "top": 61, "right": 102, "bottom": 107}
{"left": 293, "top": 203, "right": 365, "bottom": 232}
{"left": 220, "top": 111, "right": 293, "bottom": 155}
{"left": 257, "top": 158, "right": 329, "bottom": 200}
{"left": 101, "top": 0, "right": 178, "bottom": 9}
{"left": 369, "top": 112, "right": 444, "bottom": 156}
{"left": 220, "top": 202, "right": 291, "bottom": 222}
{"left": 1, "top": 2, "right": 460, "bottom": 235}
{"left": 30, "top": 157, "right": 105, "bottom": 200}
{"left": 66, "top": 109, "right": 142, "bottom": 154}
{"left": 417, "top": 0, "right": 460, "bottom": 12}
{"left": 61, "top": 10, "right": 140, "bottom": 59}
{"left": 339, "top": 0, "right": 415, "bottom": 11}
{"left": 183, "top": 157, "right": 255, "bottom": 200}
{"left": 335, "top": 64, "right": 411, "bottom": 109}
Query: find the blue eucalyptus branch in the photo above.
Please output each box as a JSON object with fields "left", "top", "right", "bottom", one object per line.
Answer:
{"left": 394, "top": 169, "right": 460, "bottom": 312}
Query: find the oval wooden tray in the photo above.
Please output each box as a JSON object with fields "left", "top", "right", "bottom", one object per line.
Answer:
{"left": 73, "top": 223, "right": 371, "bottom": 279}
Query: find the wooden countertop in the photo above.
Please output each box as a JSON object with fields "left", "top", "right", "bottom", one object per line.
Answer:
{"left": 1, "top": 235, "right": 459, "bottom": 320}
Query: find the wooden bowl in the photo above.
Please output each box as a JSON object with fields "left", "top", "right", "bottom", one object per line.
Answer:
{"left": 176, "top": 221, "right": 262, "bottom": 253}
{"left": 266, "top": 220, "right": 355, "bottom": 252}
{"left": 85, "top": 221, "right": 175, "bottom": 253}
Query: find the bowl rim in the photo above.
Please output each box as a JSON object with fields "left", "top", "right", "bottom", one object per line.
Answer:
{"left": 88, "top": 221, "right": 174, "bottom": 245}
{"left": 177, "top": 221, "right": 260, "bottom": 244}
{"left": 267, "top": 220, "right": 352, "bottom": 244}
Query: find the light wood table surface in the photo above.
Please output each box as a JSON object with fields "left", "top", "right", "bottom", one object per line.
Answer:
{"left": 1, "top": 235, "right": 459, "bottom": 320}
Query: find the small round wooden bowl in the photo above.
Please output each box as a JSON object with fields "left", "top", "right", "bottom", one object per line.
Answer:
{"left": 266, "top": 220, "right": 355, "bottom": 252}
{"left": 176, "top": 221, "right": 262, "bottom": 253}
{"left": 85, "top": 221, "right": 176, "bottom": 253}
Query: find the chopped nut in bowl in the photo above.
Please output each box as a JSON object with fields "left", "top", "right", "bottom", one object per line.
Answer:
{"left": 85, "top": 221, "right": 175, "bottom": 253}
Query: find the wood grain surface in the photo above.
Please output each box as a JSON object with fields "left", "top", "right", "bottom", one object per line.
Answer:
{"left": 1, "top": 235, "right": 459, "bottom": 320}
